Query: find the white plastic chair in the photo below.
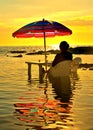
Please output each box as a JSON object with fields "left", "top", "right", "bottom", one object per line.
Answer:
{"left": 48, "top": 57, "right": 82, "bottom": 82}
{"left": 49, "top": 60, "right": 72, "bottom": 77}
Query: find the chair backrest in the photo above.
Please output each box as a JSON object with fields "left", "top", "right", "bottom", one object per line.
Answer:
{"left": 48, "top": 57, "right": 82, "bottom": 82}
{"left": 50, "top": 60, "right": 72, "bottom": 77}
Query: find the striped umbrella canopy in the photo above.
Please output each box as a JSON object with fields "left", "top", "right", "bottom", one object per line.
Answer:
{"left": 12, "top": 19, "right": 72, "bottom": 71}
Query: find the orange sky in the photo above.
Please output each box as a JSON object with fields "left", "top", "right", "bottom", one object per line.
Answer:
{"left": 0, "top": 0, "right": 93, "bottom": 47}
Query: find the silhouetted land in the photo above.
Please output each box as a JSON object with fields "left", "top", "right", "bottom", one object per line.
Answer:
{"left": 69, "top": 46, "right": 93, "bottom": 54}
{"left": 8, "top": 46, "right": 93, "bottom": 55}
{"left": 48, "top": 46, "right": 93, "bottom": 55}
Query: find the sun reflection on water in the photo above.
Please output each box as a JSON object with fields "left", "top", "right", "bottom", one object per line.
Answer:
{"left": 13, "top": 74, "right": 77, "bottom": 130}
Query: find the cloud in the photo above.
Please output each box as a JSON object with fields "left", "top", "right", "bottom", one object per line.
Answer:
{"left": 63, "top": 15, "right": 93, "bottom": 26}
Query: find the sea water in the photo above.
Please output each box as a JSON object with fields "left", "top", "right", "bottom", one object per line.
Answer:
{"left": 0, "top": 46, "right": 93, "bottom": 130}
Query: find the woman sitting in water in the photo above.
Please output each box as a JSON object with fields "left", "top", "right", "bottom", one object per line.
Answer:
{"left": 48, "top": 41, "right": 73, "bottom": 82}
{"left": 52, "top": 41, "right": 72, "bottom": 67}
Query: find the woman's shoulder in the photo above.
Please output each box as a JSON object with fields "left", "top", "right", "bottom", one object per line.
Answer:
{"left": 67, "top": 51, "right": 72, "bottom": 55}
{"left": 56, "top": 53, "right": 62, "bottom": 57}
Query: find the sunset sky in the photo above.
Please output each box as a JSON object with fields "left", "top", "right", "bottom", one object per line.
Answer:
{"left": 0, "top": 0, "right": 93, "bottom": 47}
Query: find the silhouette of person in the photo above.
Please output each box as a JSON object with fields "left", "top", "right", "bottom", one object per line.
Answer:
{"left": 48, "top": 41, "right": 73, "bottom": 102}
{"left": 52, "top": 41, "right": 72, "bottom": 67}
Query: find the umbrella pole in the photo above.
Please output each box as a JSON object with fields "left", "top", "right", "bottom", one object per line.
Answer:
{"left": 43, "top": 31, "right": 47, "bottom": 72}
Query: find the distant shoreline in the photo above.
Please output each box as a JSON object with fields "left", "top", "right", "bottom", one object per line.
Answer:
{"left": 5, "top": 46, "right": 93, "bottom": 55}
{"left": 0, "top": 46, "right": 93, "bottom": 55}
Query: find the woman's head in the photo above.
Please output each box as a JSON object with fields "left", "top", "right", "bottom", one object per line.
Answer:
{"left": 59, "top": 41, "right": 69, "bottom": 51}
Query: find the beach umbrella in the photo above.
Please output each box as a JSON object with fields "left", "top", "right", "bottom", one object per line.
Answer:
{"left": 12, "top": 19, "right": 72, "bottom": 71}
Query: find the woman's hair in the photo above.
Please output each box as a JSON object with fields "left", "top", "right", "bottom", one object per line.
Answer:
{"left": 59, "top": 41, "right": 69, "bottom": 50}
